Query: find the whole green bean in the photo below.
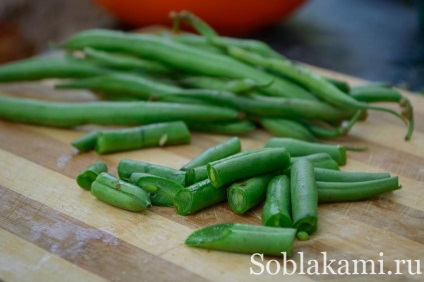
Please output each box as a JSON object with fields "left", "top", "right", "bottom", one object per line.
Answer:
{"left": 0, "top": 56, "right": 109, "bottom": 82}
{"left": 179, "top": 76, "right": 271, "bottom": 94}
{"left": 228, "top": 174, "right": 274, "bottom": 214}
{"left": 181, "top": 137, "right": 241, "bottom": 171}
{"left": 207, "top": 148, "right": 291, "bottom": 188}
{"left": 314, "top": 168, "right": 390, "bottom": 182}
{"left": 185, "top": 223, "right": 297, "bottom": 257}
{"left": 71, "top": 130, "right": 99, "bottom": 152}
{"left": 174, "top": 179, "right": 227, "bottom": 215}
{"left": 260, "top": 118, "right": 318, "bottom": 142}
{"left": 76, "top": 161, "right": 108, "bottom": 190}
{"left": 62, "top": 29, "right": 316, "bottom": 100}
{"left": 265, "top": 138, "right": 347, "bottom": 165}
{"left": 261, "top": 175, "right": 292, "bottom": 228}
{"left": 91, "top": 172, "right": 151, "bottom": 211}
{"left": 95, "top": 121, "right": 190, "bottom": 154}
{"left": 186, "top": 120, "right": 256, "bottom": 135}
{"left": 324, "top": 77, "right": 350, "bottom": 93}
{"left": 226, "top": 46, "right": 408, "bottom": 125}
{"left": 317, "top": 177, "right": 400, "bottom": 203}
{"left": 290, "top": 159, "right": 318, "bottom": 236}
{"left": 129, "top": 173, "right": 183, "bottom": 206}
{"left": 117, "top": 159, "right": 187, "bottom": 186}
{"left": 82, "top": 47, "right": 172, "bottom": 74}
{"left": 0, "top": 96, "right": 242, "bottom": 128}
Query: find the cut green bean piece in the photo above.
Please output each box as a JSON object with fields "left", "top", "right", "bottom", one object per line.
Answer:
{"left": 265, "top": 138, "right": 347, "bottom": 165}
{"left": 262, "top": 175, "right": 292, "bottom": 228}
{"left": 261, "top": 118, "right": 318, "bottom": 142}
{"left": 317, "top": 177, "right": 400, "bottom": 203}
{"left": 314, "top": 168, "right": 390, "bottom": 182}
{"left": 95, "top": 121, "right": 190, "bottom": 154}
{"left": 174, "top": 179, "right": 227, "bottom": 215}
{"left": 297, "top": 231, "right": 310, "bottom": 241}
{"left": 91, "top": 172, "right": 151, "bottom": 211}
{"left": 118, "top": 159, "right": 187, "bottom": 186}
{"left": 129, "top": 173, "right": 183, "bottom": 206}
{"left": 71, "top": 130, "right": 99, "bottom": 152}
{"left": 291, "top": 153, "right": 340, "bottom": 171}
{"left": 82, "top": 47, "right": 172, "bottom": 74}
{"left": 185, "top": 223, "right": 297, "bottom": 257}
{"left": 181, "top": 137, "right": 241, "bottom": 171}
{"left": 228, "top": 174, "right": 274, "bottom": 214}
{"left": 186, "top": 120, "right": 255, "bottom": 135}
{"left": 0, "top": 56, "right": 109, "bottom": 82}
{"left": 76, "top": 161, "right": 108, "bottom": 190}
{"left": 0, "top": 96, "right": 242, "bottom": 128}
{"left": 291, "top": 159, "right": 318, "bottom": 236}
{"left": 207, "top": 148, "right": 291, "bottom": 188}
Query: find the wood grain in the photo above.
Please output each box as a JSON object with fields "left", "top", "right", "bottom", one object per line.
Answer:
{"left": 0, "top": 68, "right": 423, "bottom": 281}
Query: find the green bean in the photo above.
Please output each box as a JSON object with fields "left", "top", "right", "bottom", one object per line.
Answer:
{"left": 76, "top": 161, "right": 108, "bottom": 190}
{"left": 179, "top": 76, "right": 271, "bottom": 94}
{"left": 185, "top": 223, "right": 297, "bottom": 257}
{"left": 157, "top": 89, "right": 353, "bottom": 122}
{"left": 181, "top": 137, "right": 241, "bottom": 171}
{"left": 164, "top": 33, "right": 225, "bottom": 54}
{"left": 324, "top": 77, "right": 350, "bottom": 93}
{"left": 228, "top": 174, "right": 274, "bottom": 214}
{"left": 174, "top": 179, "right": 227, "bottom": 215}
{"left": 91, "top": 172, "right": 151, "bottom": 211}
{"left": 95, "top": 121, "right": 190, "bottom": 154}
{"left": 63, "top": 29, "right": 317, "bottom": 100}
{"left": 129, "top": 173, "right": 183, "bottom": 206}
{"left": 0, "top": 56, "right": 109, "bottom": 82}
{"left": 0, "top": 96, "right": 242, "bottom": 128}
{"left": 290, "top": 159, "right": 318, "bottom": 236}
{"left": 171, "top": 11, "right": 285, "bottom": 60}
{"left": 291, "top": 153, "right": 340, "bottom": 171}
{"left": 260, "top": 118, "right": 318, "bottom": 142}
{"left": 296, "top": 231, "right": 310, "bottom": 241}
{"left": 82, "top": 47, "right": 172, "bottom": 74}
{"left": 71, "top": 130, "right": 99, "bottom": 152}
{"left": 226, "top": 46, "right": 408, "bottom": 126}
{"left": 207, "top": 148, "right": 290, "bottom": 188}
{"left": 262, "top": 175, "right": 292, "bottom": 228}
{"left": 56, "top": 73, "right": 181, "bottom": 99}
{"left": 349, "top": 85, "right": 414, "bottom": 140}
{"left": 265, "top": 138, "right": 347, "bottom": 165}
{"left": 118, "top": 159, "right": 187, "bottom": 186}
{"left": 314, "top": 168, "right": 390, "bottom": 182}
{"left": 185, "top": 150, "right": 256, "bottom": 186}
{"left": 317, "top": 177, "right": 400, "bottom": 203}
{"left": 186, "top": 120, "right": 256, "bottom": 135}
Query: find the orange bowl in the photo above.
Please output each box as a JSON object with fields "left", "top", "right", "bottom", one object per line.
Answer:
{"left": 94, "top": 0, "right": 307, "bottom": 35}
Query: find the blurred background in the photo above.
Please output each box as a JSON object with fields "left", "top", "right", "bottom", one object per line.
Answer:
{"left": 0, "top": 0, "right": 422, "bottom": 91}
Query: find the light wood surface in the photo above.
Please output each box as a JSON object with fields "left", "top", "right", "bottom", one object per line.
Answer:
{"left": 0, "top": 67, "right": 423, "bottom": 281}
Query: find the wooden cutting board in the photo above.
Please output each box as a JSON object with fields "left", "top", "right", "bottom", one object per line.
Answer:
{"left": 0, "top": 66, "right": 423, "bottom": 281}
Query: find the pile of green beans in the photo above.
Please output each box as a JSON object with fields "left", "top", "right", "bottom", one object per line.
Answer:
{"left": 76, "top": 136, "right": 401, "bottom": 256}
{"left": 0, "top": 11, "right": 414, "bottom": 144}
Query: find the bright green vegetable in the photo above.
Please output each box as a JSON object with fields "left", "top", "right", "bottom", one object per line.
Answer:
{"left": 118, "top": 159, "right": 187, "bottom": 186}
{"left": 185, "top": 223, "right": 297, "bottom": 257}
{"left": 207, "top": 148, "right": 291, "bottom": 188}
{"left": 290, "top": 159, "right": 318, "bottom": 236}
{"left": 317, "top": 177, "right": 400, "bottom": 203}
{"left": 129, "top": 173, "right": 183, "bottom": 206}
{"left": 0, "top": 96, "right": 242, "bottom": 128}
{"left": 181, "top": 137, "right": 241, "bottom": 171}
{"left": 174, "top": 179, "right": 227, "bottom": 215}
{"left": 260, "top": 118, "right": 318, "bottom": 142}
{"left": 291, "top": 153, "right": 340, "bottom": 171}
{"left": 265, "top": 138, "right": 347, "bottom": 165}
{"left": 186, "top": 120, "right": 256, "bottom": 135}
{"left": 314, "top": 168, "right": 390, "bottom": 182}
{"left": 91, "top": 172, "right": 151, "bottom": 211}
{"left": 76, "top": 161, "right": 108, "bottom": 190}
{"left": 296, "top": 231, "right": 310, "bottom": 241}
{"left": 228, "top": 174, "right": 274, "bottom": 214}
{"left": 0, "top": 56, "right": 109, "bottom": 82}
{"left": 95, "top": 121, "right": 190, "bottom": 154}
{"left": 261, "top": 175, "right": 292, "bottom": 228}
